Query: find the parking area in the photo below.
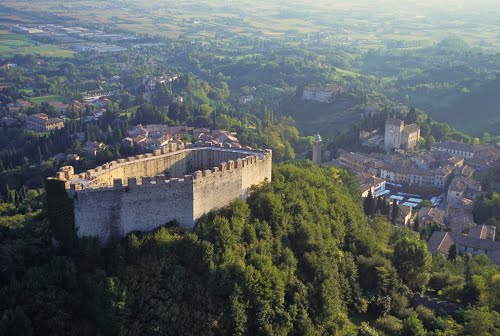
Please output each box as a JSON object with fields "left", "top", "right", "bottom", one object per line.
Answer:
{"left": 382, "top": 183, "right": 443, "bottom": 207}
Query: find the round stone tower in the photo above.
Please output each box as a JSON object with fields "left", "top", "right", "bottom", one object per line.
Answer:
{"left": 312, "top": 133, "right": 322, "bottom": 165}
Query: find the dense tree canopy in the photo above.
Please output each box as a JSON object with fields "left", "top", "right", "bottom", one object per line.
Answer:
{"left": 0, "top": 162, "right": 499, "bottom": 335}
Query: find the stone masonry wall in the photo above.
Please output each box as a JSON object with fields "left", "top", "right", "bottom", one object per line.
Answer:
{"left": 192, "top": 152, "right": 272, "bottom": 221}
{"left": 55, "top": 145, "right": 272, "bottom": 245}
{"left": 73, "top": 176, "right": 194, "bottom": 244}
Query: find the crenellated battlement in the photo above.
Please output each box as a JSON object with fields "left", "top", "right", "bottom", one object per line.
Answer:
{"left": 191, "top": 156, "right": 254, "bottom": 180}
{"left": 51, "top": 144, "right": 272, "bottom": 245}
{"left": 67, "top": 173, "right": 198, "bottom": 195}
{"left": 59, "top": 142, "right": 187, "bottom": 187}
{"left": 57, "top": 144, "right": 271, "bottom": 193}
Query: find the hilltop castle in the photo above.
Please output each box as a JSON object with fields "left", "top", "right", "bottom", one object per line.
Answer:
{"left": 52, "top": 143, "right": 272, "bottom": 245}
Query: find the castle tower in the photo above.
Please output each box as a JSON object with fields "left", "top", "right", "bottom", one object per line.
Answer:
{"left": 312, "top": 133, "right": 322, "bottom": 164}
{"left": 384, "top": 118, "right": 404, "bottom": 152}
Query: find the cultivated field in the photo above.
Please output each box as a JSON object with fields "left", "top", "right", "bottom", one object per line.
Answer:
{"left": 0, "top": 29, "right": 74, "bottom": 58}
{"left": 1, "top": 0, "right": 498, "bottom": 49}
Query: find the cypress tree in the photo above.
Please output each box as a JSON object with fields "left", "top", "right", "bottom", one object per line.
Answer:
{"left": 46, "top": 179, "right": 77, "bottom": 251}
{"left": 20, "top": 185, "right": 27, "bottom": 202}
{"left": 369, "top": 191, "right": 375, "bottom": 215}
{"left": 363, "top": 190, "right": 376, "bottom": 216}
{"left": 391, "top": 201, "right": 398, "bottom": 224}
{"left": 37, "top": 145, "right": 43, "bottom": 164}
{"left": 113, "top": 146, "right": 121, "bottom": 159}
{"left": 375, "top": 197, "right": 385, "bottom": 214}
{"left": 106, "top": 126, "right": 113, "bottom": 144}
{"left": 461, "top": 254, "right": 483, "bottom": 306}
{"left": 44, "top": 143, "right": 51, "bottom": 158}
{"left": 384, "top": 198, "right": 391, "bottom": 216}
{"left": 448, "top": 244, "right": 457, "bottom": 261}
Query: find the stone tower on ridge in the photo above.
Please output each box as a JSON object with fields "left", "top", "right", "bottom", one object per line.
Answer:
{"left": 384, "top": 118, "right": 404, "bottom": 151}
{"left": 384, "top": 118, "right": 420, "bottom": 152}
{"left": 312, "top": 133, "right": 322, "bottom": 164}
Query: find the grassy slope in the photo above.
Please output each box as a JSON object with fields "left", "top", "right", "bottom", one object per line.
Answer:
{"left": 281, "top": 97, "right": 361, "bottom": 137}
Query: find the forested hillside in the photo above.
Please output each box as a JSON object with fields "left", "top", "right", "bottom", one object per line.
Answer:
{"left": 0, "top": 1, "right": 499, "bottom": 334}
{"left": 1, "top": 162, "right": 498, "bottom": 335}
{"left": 400, "top": 74, "right": 500, "bottom": 135}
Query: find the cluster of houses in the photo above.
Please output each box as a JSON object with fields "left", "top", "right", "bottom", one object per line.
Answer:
{"left": 122, "top": 125, "right": 188, "bottom": 152}
{"left": 121, "top": 125, "right": 242, "bottom": 152}
{"left": 51, "top": 126, "right": 242, "bottom": 166}
{"left": 142, "top": 75, "right": 184, "bottom": 104}
{"left": 336, "top": 150, "right": 467, "bottom": 191}
{"left": 25, "top": 113, "right": 65, "bottom": 132}
{"left": 53, "top": 141, "right": 107, "bottom": 162}
{"left": 143, "top": 74, "right": 180, "bottom": 93}
{"left": 192, "top": 128, "right": 241, "bottom": 148}
{"left": 334, "top": 143, "right": 500, "bottom": 263}
{"left": 5, "top": 99, "right": 33, "bottom": 115}
{"left": 79, "top": 97, "right": 109, "bottom": 122}
{"left": 336, "top": 142, "right": 498, "bottom": 201}
{"left": 302, "top": 85, "right": 346, "bottom": 103}
{"left": 239, "top": 95, "right": 254, "bottom": 105}
{"left": 428, "top": 224, "right": 500, "bottom": 265}
{"left": 5, "top": 98, "right": 73, "bottom": 117}
{"left": 1, "top": 92, "right": 114, "bottom": 132}
{"left": 322, "top": 118, "right": 500, "bottom": 264}
{"left": 0, "top": 63, "right": 18, "bottom": 71}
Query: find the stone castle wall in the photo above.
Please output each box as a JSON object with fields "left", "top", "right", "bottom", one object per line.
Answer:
{"left": 192, "top": 153, "right": 272, "bottom": 219}
{"left": 54, "top": 145, "right": 272, "bottom": 245}
{"left": 73, "top": 176, "right": 195, "bottom": 244}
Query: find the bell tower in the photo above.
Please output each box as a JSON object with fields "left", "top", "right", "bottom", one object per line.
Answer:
{"left": 312, "top": 133, "right": 322, "bottom": 165}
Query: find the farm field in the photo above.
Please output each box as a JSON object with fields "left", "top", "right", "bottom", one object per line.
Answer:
{"left": 30, "top": 95, "right": 67, "bottom": 105}
{"left": 0, "top": 30, "right": 74, "bottom": 58}
{"left": 1, "top": 0, "right": 499, "bottom": 49}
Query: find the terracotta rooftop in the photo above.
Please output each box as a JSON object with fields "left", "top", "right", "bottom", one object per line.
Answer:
{"left": 399, "top": 205, "right": 413, "bottom": 217}
{"left": 468, "top": 224, "right": 496, "bottom": 241}
{"left": 428, "top": 229, "right": 500, "bottom": 265}
{"left": 428, "top": 231, "right": 455, "bottom": 255}
{"left": 403, "top": 123, "right": 420, "bottom": 133}
{"left": 418, "top": 207, "right": 444, "bottom": 223}
{"left": 386, "top": 118, "right": 404, "bottom": 126}
{"left": 432, "top": 141, "right": 474, "bottom": 153}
